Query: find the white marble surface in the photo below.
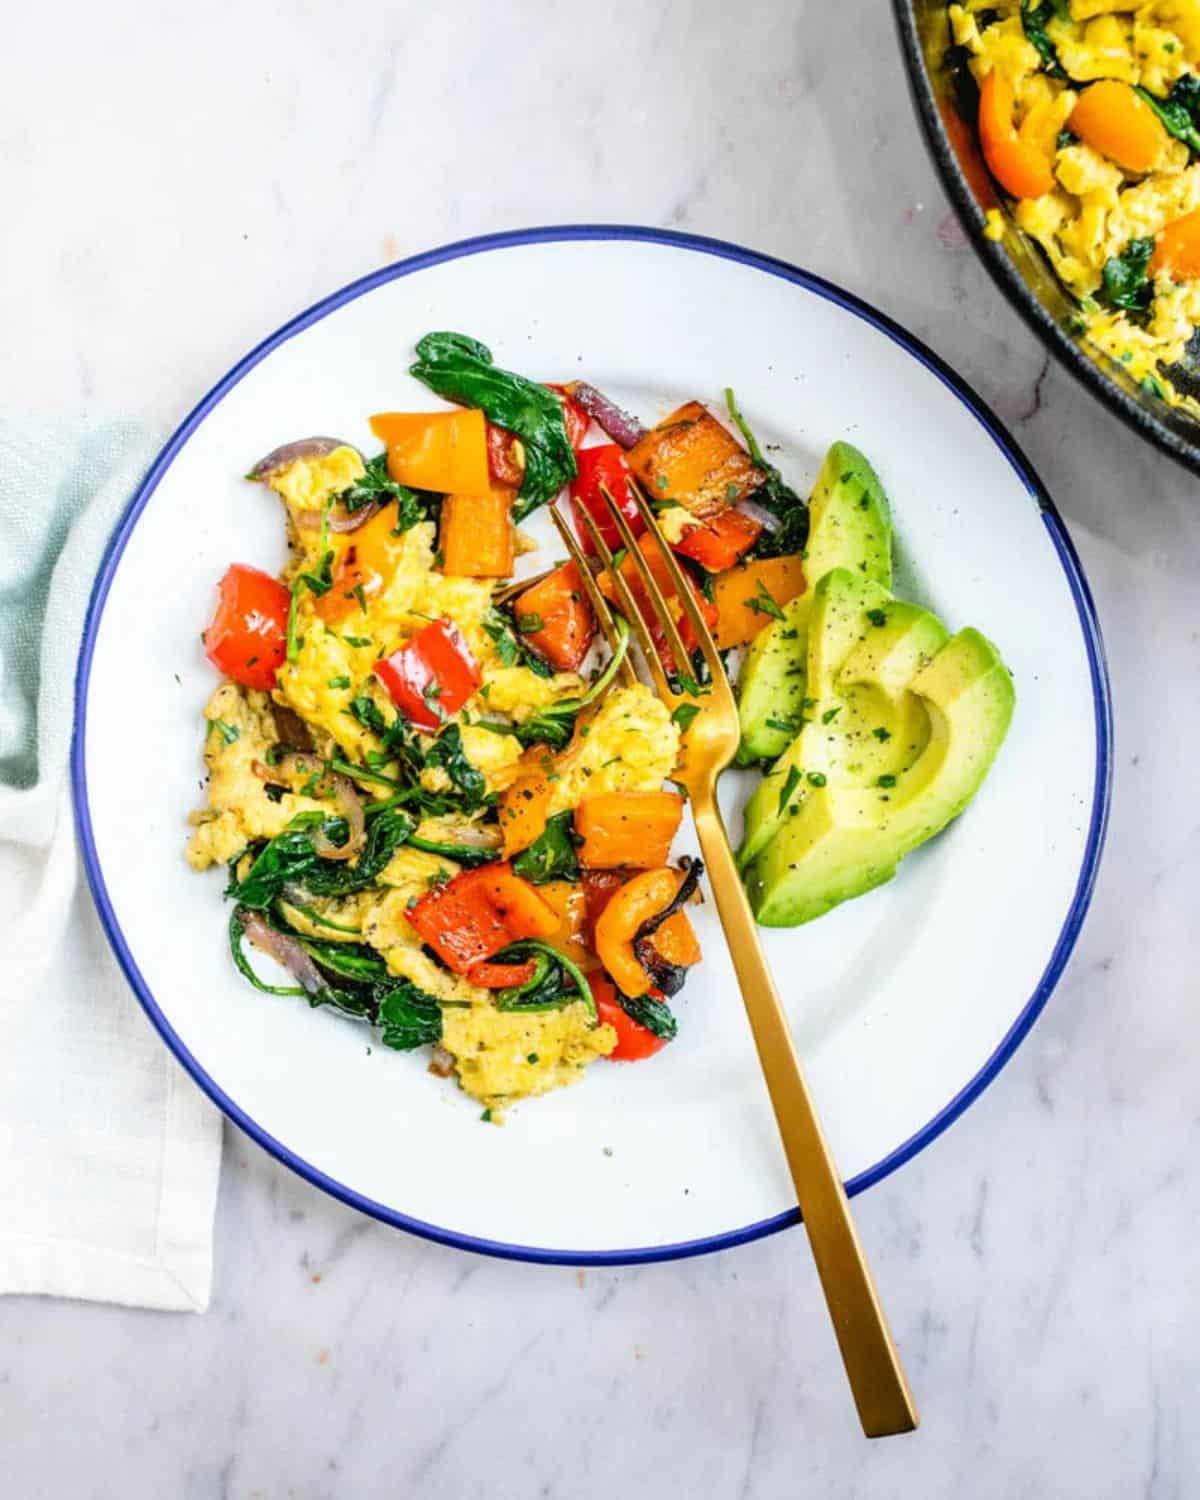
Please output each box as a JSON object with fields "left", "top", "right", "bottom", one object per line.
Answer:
{"left": 4, "top": 0, "right": 1197, "bottom": 1493}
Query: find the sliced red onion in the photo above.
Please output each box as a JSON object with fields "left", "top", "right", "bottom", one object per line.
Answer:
{"left": 735, "top": 497, "right": 783, "bottom": 534}
{"left": 570, "top": 383, "right": 648, "bottom": 450}
{"left": 240, "top": 909, "right": 328, "bottom": 997}
{"left": 256, "top": 753, "right": 366, "bottom": 862}
{"left": 294, "top": 498, "right": 384, "bottom": 534}
{"left": 247, "top": 437, "right": 356, "bottom": 483}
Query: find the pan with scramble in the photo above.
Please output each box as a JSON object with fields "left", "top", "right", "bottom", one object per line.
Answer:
{"left": 950, "top": 0, "right": 1200, "bottom": 413}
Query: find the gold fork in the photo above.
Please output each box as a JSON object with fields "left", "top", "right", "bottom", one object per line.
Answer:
{"left": 552, "top": 482, "right": 918, "bottom": 1439}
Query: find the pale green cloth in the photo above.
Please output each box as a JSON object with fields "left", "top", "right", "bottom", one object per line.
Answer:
{"left": 0, "top": 415, "right": 223, "bottom": 1310}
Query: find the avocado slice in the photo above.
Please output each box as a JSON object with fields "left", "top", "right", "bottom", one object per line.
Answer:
{"left": 738, "top": 568, "right": 892, "bottom": 867}
{"left": 743, "top": 627, "right": 1015, "bottom": 926}
{"left": 805, "top": 440, "right": 893, "bottom": 592}
{"left": 736, "top": 442, "right": 893, "bottom": 762}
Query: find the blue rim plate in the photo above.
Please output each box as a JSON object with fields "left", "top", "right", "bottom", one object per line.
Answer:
{"left": 72, "top": 226, "right": 1112, "bottom": 1265}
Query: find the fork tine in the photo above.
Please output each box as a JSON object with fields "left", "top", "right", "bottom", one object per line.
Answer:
{"left": 547, "top": 505, "right": 638, "bottom": 688}
{"left": 570, "top": 493, "right": 676, "bottom": 706}
{"left": 621, "top": 476, "right": 729, "bottom": 692}
{"left": 597, "top": 483, "right": 694, "bottom": 694}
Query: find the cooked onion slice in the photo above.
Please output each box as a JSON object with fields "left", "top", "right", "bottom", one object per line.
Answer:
{"left": 253, "top": 752, "right": 366, "bottom": 862}
{"left": 239, "top": 909, "right": 328, "bottom": 997}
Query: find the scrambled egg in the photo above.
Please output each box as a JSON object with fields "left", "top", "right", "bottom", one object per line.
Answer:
{"left": 548, "top": 684, "right": 681, "bottom": 815}
{"left": 186, "top": 682, "right": 325, "bottom": 869}
{"left": 951, "top": 0, "right": 1200, "bottom": 414}
{"left": 442, "top": 1002, "right": 617, "bottom": 1115}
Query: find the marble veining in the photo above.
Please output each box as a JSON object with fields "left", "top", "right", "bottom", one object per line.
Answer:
{"left": 3, "top": 0, "right": 1197, "bottom": 1494}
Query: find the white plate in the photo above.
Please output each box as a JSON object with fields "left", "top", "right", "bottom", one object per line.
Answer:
{"left": 73, "top": 228, "right": 1110, "bottom": 1263}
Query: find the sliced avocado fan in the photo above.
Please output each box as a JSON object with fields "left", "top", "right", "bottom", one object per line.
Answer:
{"left": 737, "top": 570, "right": 1014, "bottom": 926}
{"left": 736, "top": 441, "right": 892, "bottom": 764}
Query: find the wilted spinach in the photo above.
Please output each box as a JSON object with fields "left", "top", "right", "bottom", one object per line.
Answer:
{"left": 1019, "top": 0, "right": 1068, "bottom": 79}
{"left": 513, "top": 811, "right": 579, "bottom": 883}
{"left": 723, "top": 388, "right": 810, "bottom": 560}
{"left": 1137, "top": 79, "right": 1200, "bottom": 154}
{"left": 425, "top": 724, "right": 488, "bottom": 808}
{"left": 616, "top": 989, "right": 678, "bottom": 1041}
{"left": 333, "top": 452, "right": 432, "bottom": 532}
{"left": 1100, "top": 238, "right": 1156, "bottom": 313}
{"left": 410, "top": 332, "right": 576, "bottom": 520}
{"left": 230, "top": 805, "right": 415, "bottom": 909}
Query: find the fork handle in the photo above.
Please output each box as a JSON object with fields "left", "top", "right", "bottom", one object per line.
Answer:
{"left": 690, "top": 795, "right": 919, "bottom": 1438}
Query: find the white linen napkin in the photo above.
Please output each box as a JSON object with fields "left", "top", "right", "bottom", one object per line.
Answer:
{"left": 0, "top": 413, "right": 223, "bottom": 1311}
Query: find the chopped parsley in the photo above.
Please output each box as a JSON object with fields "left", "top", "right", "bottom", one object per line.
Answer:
{"left": 777, "top": 764, "right": 803, "bottom": 814}
{"left": 747, "top": 580, "right": 786, "bottom": 621}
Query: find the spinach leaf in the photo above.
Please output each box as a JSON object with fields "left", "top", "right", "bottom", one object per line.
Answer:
{"left": 724, "top": 388, "right": 810, "bottom": 561}
{"left": 410, "top": 332, "right": 577, "bottom": 520}
{"left": 512, "top": 811, "right": 580, "bottom": 883}
{"left": 1100, "top": 237, "right": 1156, "bottom": 313}
{"left": 513, "top": 704, "right": 576, "bottom": 751}
{"left": 1019, "top": 0, "right": 1068, "bottom": 80}
{"left": 334, "top": 452, "right": 431, "bottom": 532}
{"left": 617, "top": 990, "right": 678, "bottom": 1041}
{"left": 424, "top": 724, "right": 488, "bottom": 808}
{"left": 230, "top": 806, "right": 415, "bottom": 909}
{"left": 304, "top": 806, "right": 415, "bottom": 896}
{"left": 1138, "top": 82, "right": 1200, "bottom": 154}
{"left": 375, "top": 980, "right": 444, "bottom": 1050}
{"left": 230, "top": 815, "right": 328, "bottom": 909}
{"left": 493, "top": 940, "right": 596, "bottom": 1022}
{"left": 292, "top": 936, "right": 389, "bottom": 984}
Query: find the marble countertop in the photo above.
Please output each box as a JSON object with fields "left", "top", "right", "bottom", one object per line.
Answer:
{"left": 4, "top": 0, "right": 1196, "bottom": 1493}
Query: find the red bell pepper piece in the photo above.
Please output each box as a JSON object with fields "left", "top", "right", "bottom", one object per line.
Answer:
{"left": 543, "top": 383, "right": 590, "bottom": 449}
{"left": 486, "top": 423, "right": 524, "bottom": 487}
{"left": 204, "top": 564, "right": 290, "bottom": 692}
{"left": 374, "top": 617, "right": 481, "bottom": 732}
{"left": 466, "top": 957, "right": 539, "bottom": 989}
{"left": 406, "top": 861, "right": 558, "bottom": 975}
{"left": 512, "top": 562, "right": 596, "bottom": 672}
{"left": 570, "top": 444, "right": 644, "bottom": 554}
{"left": 674, "top": 510, "right": 763, "bottom": 573}
{"left": 592, "top": 974, "right": 671, "bottom": 1061}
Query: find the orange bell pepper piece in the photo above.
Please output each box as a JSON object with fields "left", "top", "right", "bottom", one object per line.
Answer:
{"left": 1070, "top": 80, "right": 1168, "bottom": 175}
{"left": 575, "top": 792, "right": 684, "bottom": 870}
{"left": 978, "top": 71, "right": 1055, "bottom": 200}
{"left": 594, "top": 866, "right": 700, "bottom": 998}
{"left": 537, "top": 880, "right": 597, "bottom": 970}
{"left": 315, "top": 505, "right": 404, "bottom": 624}
{"left": 498, "top": 759, "right": 556, "bottom": 855}
{"left": 440, "top": 487, "right": 515, "bottom": 577}
{"left": 710, "top": 554, "right": 805, "bottom": 648}
{"left": 1151, "top": 208, "right": 1200, "bottom": 280}
{"left": 512, "top": 562, "right": 597, "bottom": 672}
{"left": 369, "top": 409, "right": 489, "bottom": 495}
